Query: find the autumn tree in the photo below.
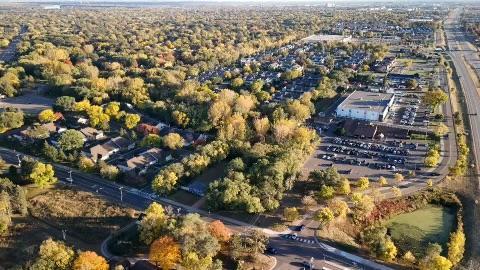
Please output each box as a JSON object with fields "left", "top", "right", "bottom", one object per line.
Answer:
{"left": 141, "top": 134, "right": 162, "bottom": 147}
{"left": 253, "top": 117, "right": 270, "bottom": 139}
{"left": 31, "top": 238, "right": 75, "bottom": 270}
{"left": 283, "top": 207, "right": 300, "bottom": 222}
{"left": 208, "top": 220, "right": 232, "bottom": 243}
{"left": 434, "top": 123, "right": 449, "bottom": 137}
{"left": 86, "top": 105, "right": 110, "bottom": 130}
{"left": 314, "top": 207, "right": 334, "bottom": 225}
{"left": 73, "top": 251, "right": 109, "bottom": 270}
{"left": 357, "top": 177, "right": 370, "bottom": 190}
{"left": 24, "top": 161, "right": 57, "bottom": 187}
{"left": 422, "top": 89, "right": 448, "bottom": 111}
{"left": 394, "top": 173, "right": 404, "bottom": 183}
{"left": 163, "top": 133, "right": 185, "bottom": 150}
{"left": 139, "top": 202, "right": 167, "bottom": 245}
{"left": 150, "top": 236, "right": 181, "bottom": 269}
{"left": 104, "top": 102, "right": 121, "bottom": 119}
{"left": 378, "top": 176, "right": 388, "bottom": 186}
{"left": 419, "top": 243, "right": 453, "bottom": 270}
{"left": 337, "top": 178, "right": 351, "bottom": 195}
{"left": 327, "top": 199, "right": 349, "bottom": 218}
{"left": 124, "top": 113, "right": 141, "bottom": 129}
{"left": 301, "top": 195, "right": 317, "bottom": 211}
{"left": 447, "top": 229, "right": 465, "bottom": 266}
{"left": 38, "top": 109, "right": 57, "bottom": 123}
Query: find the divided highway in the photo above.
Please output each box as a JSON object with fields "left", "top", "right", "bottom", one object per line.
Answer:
{"left": 445, "top": 9, "right": 480, "bottom": 183}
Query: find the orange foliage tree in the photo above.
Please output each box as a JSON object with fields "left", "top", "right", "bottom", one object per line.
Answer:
{"left": 149, "top": 236, "right": 181, "bottom": 269}
{"left": 208, "top": 220, "right": 232, "bottom": 242}
{"left": 73, "top": 251, "right": 109, "bottom": 270}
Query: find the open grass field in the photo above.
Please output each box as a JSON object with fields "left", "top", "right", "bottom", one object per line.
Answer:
{"left": 0, "top": 215, "right": 95, "bottom": 269}
{"left": 28, "top": 187, "right": 137, "bottom": 245}
{"left": 386, "top": 204, "right": 456, "bottom": 257}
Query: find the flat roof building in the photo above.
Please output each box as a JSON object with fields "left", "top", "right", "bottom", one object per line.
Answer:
{"left": 336, "top": 90, "right": 394, "bottom": 122}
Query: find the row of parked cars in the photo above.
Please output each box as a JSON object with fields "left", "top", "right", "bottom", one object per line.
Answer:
{"left": 325, "top": 145, "right": 406, "bottom": 164}
{"left": 331, "top": 137, "right": 410, "bottom": 156}
{"left": 399, "top": 106, "right": 420, "bottom": 126}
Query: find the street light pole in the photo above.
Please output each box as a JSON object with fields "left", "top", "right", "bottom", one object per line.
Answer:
{"left": 16, "top": 154, "right": 21, "bottom": 167}
{"left": 119, "top": 187, "right": 124, "bottom": 202}
{"left": 67, "top": 170, "right": 73, "bottom": 185}
{"left": 62, "top": 229, "right": 67, "bottom": 240}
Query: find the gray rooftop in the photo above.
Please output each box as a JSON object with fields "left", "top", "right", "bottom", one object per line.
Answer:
{"left": 338, "top": 91, "right": 394, "bottom": 113}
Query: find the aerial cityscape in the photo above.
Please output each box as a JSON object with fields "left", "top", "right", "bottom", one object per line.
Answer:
{"left": 0, "top": 1, "right": 479, "bottom": 269}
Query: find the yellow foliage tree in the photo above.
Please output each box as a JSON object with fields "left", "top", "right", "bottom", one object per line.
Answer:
{"left": 124, "top": 113, "right": 141, "bottom": 129}
{"left": 38, "top": 109, "right": 57, "bottom": 123}
{"left": 149, "top": 236, "right": 181, "bottom": 270}
{"left": 163, "top": 133, "right": 185, "bottom": 150}
{"left": 139, "top": 202, "right": 166, "bottom": 245}
{"left": 73, "top": 251, "right": 109, "bottom": 270}
{"left": 447, "top": 229, "right": 465, "bottom": 266}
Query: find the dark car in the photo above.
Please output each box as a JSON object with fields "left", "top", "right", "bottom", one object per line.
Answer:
{"left": 266, "top": 246, "right": 278, "bottom": 255}
{"left": 430, "top": 172, "right": 441, "bottom": 176}
{"left": 294, "top": 224, "right": 306, "bottom": 231}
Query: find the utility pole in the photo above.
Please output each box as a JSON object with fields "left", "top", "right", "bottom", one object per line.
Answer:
{"left": 67, "top": 170, "right": 73, "bottom": 185}
{"left": 16, "top": 154, "right": 21, "bottom": 167}
{"left": 62, "top": 229, "right": 67, "bottom": 240}
{"left": 119, "top": 186, "right": 124, "bottom": 202}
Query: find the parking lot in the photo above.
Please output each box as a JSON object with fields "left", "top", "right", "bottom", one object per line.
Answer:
{"left": 303, "top": 134, "right": 430, "bottom": 181}
{"left": 386, "top": 92, "right": 431, "bottom": 128}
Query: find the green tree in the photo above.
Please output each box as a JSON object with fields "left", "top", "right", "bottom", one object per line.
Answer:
{"left": 141, "top": 134, "right": 162, "bottom": 147}
{"left": 54, "top": 96, "right": 76, "bottom": 112}
{"left": 58, "top": 130, "right": 85, "bottom": 151}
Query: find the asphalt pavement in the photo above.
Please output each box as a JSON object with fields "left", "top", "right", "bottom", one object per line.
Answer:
{"left": 445, "top": 9, "right": 480, "bottom": 184}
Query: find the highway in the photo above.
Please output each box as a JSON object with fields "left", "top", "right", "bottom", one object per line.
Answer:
{"left": 445, "top": 9, "right": 480, "bottom": 181}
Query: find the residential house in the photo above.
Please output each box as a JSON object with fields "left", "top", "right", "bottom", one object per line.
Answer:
{"left": 89, "top": 136, "right": 135, "bottom": 161}
{"left": 80, "top": 127, "right": 105, "bottom": 141}
{"left": 117, "top": 148, "right": 168, "bottom": 174}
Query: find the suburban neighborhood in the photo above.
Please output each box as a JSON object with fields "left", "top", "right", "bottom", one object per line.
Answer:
{"left": 0, "top": 1, "right": 479, "bottom": 270}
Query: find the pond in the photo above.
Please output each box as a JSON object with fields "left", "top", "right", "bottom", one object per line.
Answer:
{"left": 385, "top": 204, "right": 456, "bottom": 257}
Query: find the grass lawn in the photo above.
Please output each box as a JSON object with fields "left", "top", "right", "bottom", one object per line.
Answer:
{"left": 385, "top": 204, "right": 456, "bottom": 257}
{"left": 28, "top": 186, "right": 137, "bottom": 245}
{"left": 168, "top": 189, "right": 201, "bottom": 206}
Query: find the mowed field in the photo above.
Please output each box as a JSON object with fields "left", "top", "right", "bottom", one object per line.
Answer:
{"left": 0, "top": 186, "right": 136, "bottom": 269}
{"left": 386, "top": 204, "right": 456, "bottom": 256}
